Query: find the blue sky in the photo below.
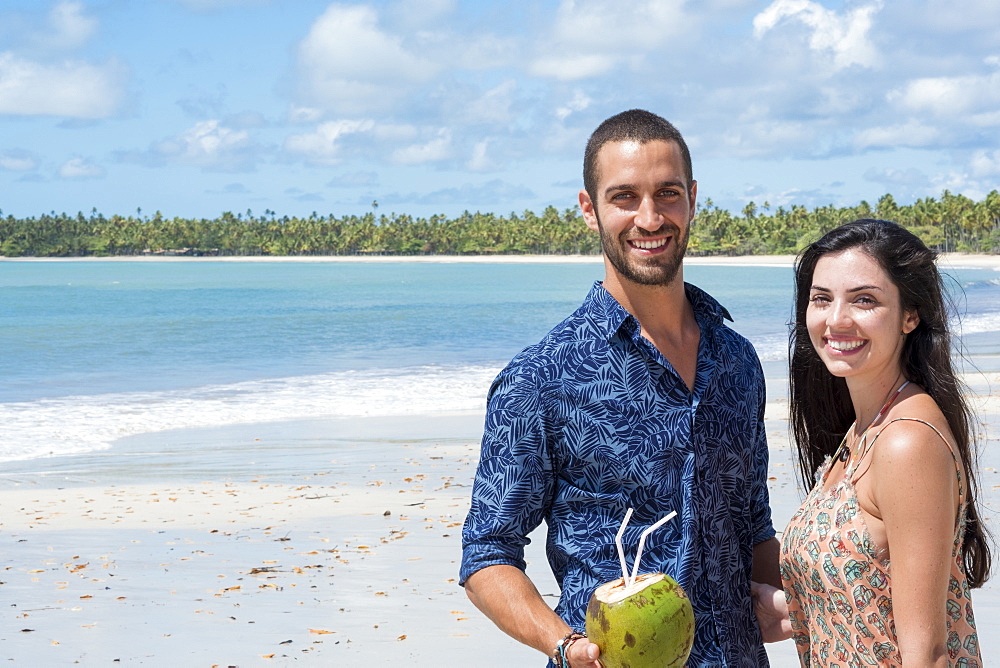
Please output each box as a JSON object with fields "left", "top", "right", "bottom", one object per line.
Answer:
{"left": 1, "top": 0, "right": 998, "bottom": 220}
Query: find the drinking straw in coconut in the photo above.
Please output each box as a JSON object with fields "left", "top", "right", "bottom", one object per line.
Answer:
{"left": 628, "top": 511, "right": 677, "bottom": 588}
{"left": 615, "top": 508, "right": 635, "bottom": 585}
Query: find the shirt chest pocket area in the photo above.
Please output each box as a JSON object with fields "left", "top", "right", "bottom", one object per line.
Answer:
{"left": 554, "top": 410, "right": 686, "bottom": 499}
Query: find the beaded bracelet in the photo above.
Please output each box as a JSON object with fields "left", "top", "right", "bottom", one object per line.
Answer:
{"left": 552, "top": 631, "right": 587, "bottom": 668}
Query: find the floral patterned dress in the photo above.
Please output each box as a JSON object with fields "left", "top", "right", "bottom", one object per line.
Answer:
{"left": 780, "top": 417, "right": 981, "bottom": 666}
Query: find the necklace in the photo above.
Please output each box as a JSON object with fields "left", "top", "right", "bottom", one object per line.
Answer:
{"left": 836, "top": 380, "right": 910, "bottom": 463}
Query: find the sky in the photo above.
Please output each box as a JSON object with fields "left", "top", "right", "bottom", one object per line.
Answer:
{"left": 1, "top": 0, "right": 999, "bottom": 221}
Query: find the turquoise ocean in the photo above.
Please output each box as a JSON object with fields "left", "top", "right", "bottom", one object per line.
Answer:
{"left": 2, "top": 259, "right": 998, "bottom": 464}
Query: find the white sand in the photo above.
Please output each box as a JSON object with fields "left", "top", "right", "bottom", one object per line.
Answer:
{"left": 2, "top": 395, "right": 997, "bottom": 666}
{"left": 1, "top": 417, "right": 491, "bottom": 666}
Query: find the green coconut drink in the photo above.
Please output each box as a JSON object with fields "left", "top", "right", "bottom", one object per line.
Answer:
{"left": 585, "top": 572, "right": 694, "bottom": 668}
{"left": 585, "top": 508, "right": 694, "bottom": 668}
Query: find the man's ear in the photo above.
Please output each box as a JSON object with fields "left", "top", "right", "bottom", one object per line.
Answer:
{"left": 579, "top": 190, "right": 599, "bottom": 232}
{"left": 688, "top": 179, "right": 698, "bottom": 223}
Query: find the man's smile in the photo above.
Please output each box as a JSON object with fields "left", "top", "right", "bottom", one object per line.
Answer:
{"left": 628, "top": 237, "right": 670, "bottom": 251}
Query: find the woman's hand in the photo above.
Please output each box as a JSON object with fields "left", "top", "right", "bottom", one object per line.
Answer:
{"left": 750, "top": 580, "right": 793, "bottom": 643}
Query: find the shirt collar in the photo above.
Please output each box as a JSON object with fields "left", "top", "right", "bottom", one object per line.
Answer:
{"left": 584, "top": 280, "right": 733, "bottom": 342}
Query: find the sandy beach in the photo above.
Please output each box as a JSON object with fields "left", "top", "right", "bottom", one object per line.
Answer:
{"left": 2, "top": 374, "right": 998, "bottom": 666}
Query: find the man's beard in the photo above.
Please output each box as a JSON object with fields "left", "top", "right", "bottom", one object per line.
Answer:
{"left": 597, "top": 213, "right": 688, "bottom": 287}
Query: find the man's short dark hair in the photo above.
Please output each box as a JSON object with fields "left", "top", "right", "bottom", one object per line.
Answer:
{"left": 583, "top": 109, "right": 693, "bottom": 204}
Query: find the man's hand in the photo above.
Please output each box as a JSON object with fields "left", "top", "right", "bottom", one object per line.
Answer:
{"left": 566, "top": 636, "right": 602, "bottom": 667}
{"left": 750, "top": 580, "right": 793, "bottom": 643}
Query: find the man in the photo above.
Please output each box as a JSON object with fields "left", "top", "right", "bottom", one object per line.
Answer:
{"left": 460, "top": 109, "right": 780, "bottom": 667}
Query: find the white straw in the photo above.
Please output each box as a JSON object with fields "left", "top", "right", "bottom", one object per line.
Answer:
{"left": 628, "top": 511, "right": 677, "bottom": 588}
{"left": 615, "top": 507, "right": 634, "bottom": 584}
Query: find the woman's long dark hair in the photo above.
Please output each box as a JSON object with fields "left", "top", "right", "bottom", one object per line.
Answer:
{"left": 789, "top": 218, "right": 991, "bottom": 586}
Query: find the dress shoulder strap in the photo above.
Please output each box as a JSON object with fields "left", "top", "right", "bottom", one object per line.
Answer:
{"left": 861, "top": 417, "right": 965, "bottom": 504}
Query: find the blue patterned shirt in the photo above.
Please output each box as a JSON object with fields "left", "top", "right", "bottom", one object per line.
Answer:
{"left": 461, "top": 281, "right": 775, "bottom": 667}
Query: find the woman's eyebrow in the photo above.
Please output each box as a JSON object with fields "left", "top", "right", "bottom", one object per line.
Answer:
{"left": 810, "top": 284, "right": 883, "bottom": 292}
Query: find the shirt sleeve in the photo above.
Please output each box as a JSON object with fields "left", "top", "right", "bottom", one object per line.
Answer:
{"left": 749, "top": 353, "right": 777, "bottom": 545}
{"left": 459, "top": 362, "right": 557, "bottom": 585}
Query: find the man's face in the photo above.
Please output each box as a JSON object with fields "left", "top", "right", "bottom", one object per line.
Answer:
{"left": 579, "top": 139, "right": 696, "bottom": 287}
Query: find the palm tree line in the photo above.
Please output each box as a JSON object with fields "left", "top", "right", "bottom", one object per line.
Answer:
{"left": 1, "top": 190, "right": 997, "bottom": 257}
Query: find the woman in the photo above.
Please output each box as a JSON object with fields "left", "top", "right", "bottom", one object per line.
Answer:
{"left": 755, "top": 219, "right": 990, "bottom": 666}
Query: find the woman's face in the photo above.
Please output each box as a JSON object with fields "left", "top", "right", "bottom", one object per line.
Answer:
{"left": 805, "top": 248, "right": 919, "bottom": 384}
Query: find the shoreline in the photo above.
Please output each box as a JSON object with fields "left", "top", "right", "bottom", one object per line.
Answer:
{"left": 2, "top": 253, "right": 998, "bottom": 268}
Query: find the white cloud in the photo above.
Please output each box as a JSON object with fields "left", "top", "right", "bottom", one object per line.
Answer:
{"left": 741, "top": 186, "right": 813, "bottom": 209}
{"left": 532, "top": 0, "right": 689, "bottom": 81}
{"left": 283, "top": 119, "right": 376, "bottom": 164}
{"left": 466, "top": 139, "right": 495, "bottom": 172}
{"left": 816, "top": 86, "right": 868, "bottom": 116}
{"left": 863, "top": 166, "right": 931, "bottom": 189}
{"left": 172, "top": 0, "right": 270, "bottom": 10}
{"left": 296, "top": 4, "right": 436, "bottom": 114}
{"left": 883, "top": 0, "right": 1000, "bottom": 34}
{"left": 391, "top": 129, "right": 453, "bottom": 165}
{"left": 853, "top": 120, "right": 940, "bottom": 149}
{"left": 967, "top": 110, "right": 1000, "bottom": 127}
{"left": 531, "top": 54, "right": 612, "bottom": 81}
{"left": 735, "top": 103, "right": 770, "bottom": 123}
{"left": 377, "top": 178, "right": 528, "bottom": 207}
{"left": 0, "top": 151, "right": 37, "bottom": 171}
{"left": 455, "top": 34, "right": 517, "bottom": 70}
{"left": 753, "top": 0, "right": 882, "bottom": 69}
{"left": 718, "top": 121, "right": 815, "bottom": 158}
{"left": 889, "top": 76, "right": 967, "bottom": 113}
{"left": 888, "top": 71, "right": 1000, "bottom": 117}
{"left": 970, "top": 149, "right": 1000, "bottom": 177}
{"left": 288, "top": 106, "right": 323, "bottom": 124}
{"left": 389, "top": 0, "right": 456, "bottom": 28}
{"left": 461, "top": 80, "right": 518, "bottom": 125}
{"left": 556, "top": 90, "right": 591, "bottom": 121}
{"left": 59, "top": 157, "right": 105, "bottom": 179}
{"left": 43, "top": 1, "right": 97, "bottom": 51}
{"left": 372, "top": 123, "right": 419, "bottom": 143}
{"left": 0, "top": 53, "right": 125, "bottom": 118}
{"left": 12, "top": 1, "right": 99, "bottom": 54}
{"left": 550, "top": 0, "right": 687, "bottom": 49}
{"left": 929, "top": 170, "right": 988, "bottom": 202}
{"left": 153, "top": 120, "right": 255, "bottom": 170}
{"left": 0, "top": 2, "right": 118, "bottom": 119}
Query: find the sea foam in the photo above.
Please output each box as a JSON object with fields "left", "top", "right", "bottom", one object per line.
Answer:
{"left": 0, "top": 365, "right": 499, "bottom": 464}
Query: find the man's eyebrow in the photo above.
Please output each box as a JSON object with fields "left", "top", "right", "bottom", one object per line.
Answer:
{"left": 603, "top": 180, "right": 686, "bottom": 197}
{"left": 603, "top": 183, "right": 636, "bottom": 196}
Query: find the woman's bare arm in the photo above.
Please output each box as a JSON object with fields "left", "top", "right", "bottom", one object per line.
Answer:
{"left": 871, "top": 419, "right": 959, "bottom": 667}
